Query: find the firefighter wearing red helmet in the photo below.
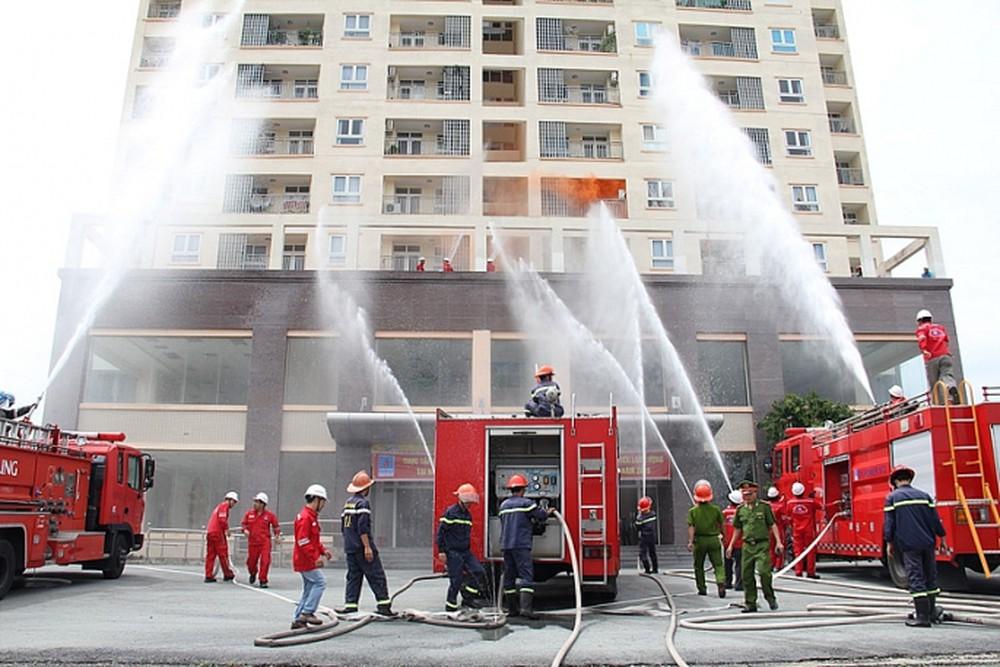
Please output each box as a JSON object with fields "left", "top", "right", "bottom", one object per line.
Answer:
{"left": 884, "top": 465, "right": 947, "bottom": 627}
{"left": 785, "top": 482, "right": 822, "bottom": 579}
{"left": 525, "top": 365, "right": 564, "bottom": 418}
{"left": 687, "top": 480, "right": 726, "bottom": 598}
{"left": 437, "top": 483, "right": 487, "bottom": 611}
{"left": 635, "top": 496, "right": 658, "bottom": 574}
{"left": 499, "top": 473, "right": 553, "bottom": 619}
{"left": 337, "top": 470, "right": 395, "bottom": 617}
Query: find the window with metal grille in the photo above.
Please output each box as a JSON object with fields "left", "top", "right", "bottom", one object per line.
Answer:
{"left": 650, "top": 239, "right": 674, "bottom": 269}
{"left": 332, "top": 175, "right": 362, "bottom": 203}
{"left": 778, "top": 78, "right": 804, "bottom": 103}
{"left": 438, "top": 176, "right": 469, "bottom": 214}
{"left": 742, "top": 127, "right": 772, "bottom": 165}
{"left": 171, "top": 234, "right": 201, "bottom": 263}
{"left": 441, "top": 66, "right": 470, "bottom": 100}
{"left": 771, "top": 28, "right": 797, "bottom": 53}
{"left": 442, "top": 16, "right": 471, "bottom": 48}
{"left": 223, "top": 174, "right": 254, "bottom": 212}
{"left": 646, "top": 180, "right": 674, "bottom": 208}
{"left": 241, "top": 14, "right": 269, "bottom": 46}
{"left": 536, "top": 18, "right": 566, "bottom": 51}
{"left": 336, "top": 118, "right": 365, "bottom": 145}
{"left": 440, "top": 120, "right": 470, "bottom": 155}
{"left": 784, "top": 130, "right": 812, "bottom": 157}
{"left": 344, "top": 14, "right": 371, "bottom": 38}
{"left": 236, "top": 64, "right": 265, "bottom": 97}
{"left": 731, "top": 27, "right": 758, "bottom": 59}
{"left": 537, "top": 68, "right": 567, "bottom": 102}
{"left": 340, "top": 64, "right": 368, "bottom": 90}
{"left": 736, "top": 76, "right": 764, "bottom": 110}
{"left": 539, "top": 121, "right": 569, "bottom": 158}
{"left": 792, "top": 185, "right": 820, "bottom": 212}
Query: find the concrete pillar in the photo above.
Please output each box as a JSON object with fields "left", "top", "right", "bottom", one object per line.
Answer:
{"left": 924, "top": 229, "right": 947, "bottom": 278}
{"left": 269, "top": 223, "right": 285, "bottom": 270}
{"left": 471, "top": 329, "right": 491, "bottom": 411}
{"left": 241, "top": 324, "right": 287, "bottom": 505}
{"left": 857, "top": 231, "right": 877, "bottom": 277}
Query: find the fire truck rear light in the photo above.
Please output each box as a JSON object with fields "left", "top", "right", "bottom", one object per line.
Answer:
{"left": 583, "top": 546, "right": 607, "bottom": 559}
{"left": 956, "top": 506, "right": 990, "bottom": 525}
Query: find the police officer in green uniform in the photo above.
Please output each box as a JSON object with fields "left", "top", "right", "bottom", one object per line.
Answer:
{"left": 726, "top": 479, "right": 782, "bottom": 613}
{"left": 686, "top": 479, "right": 726, "bottom": 598}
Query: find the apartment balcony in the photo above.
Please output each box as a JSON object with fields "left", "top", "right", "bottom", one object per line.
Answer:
{"left": 541, "top": 178, "right": 627, "bottom": 218}
{"left": 383, "top": 119, "right": 471, "bottom": 157}
{"left": 147, "top": 1, "right": 181, "bottom": 19}
{"left": 217, "top": 233, "right": 272, "bottom": 270}
{"left": 539, "top": 122, "right": 623, "bottom": 160}
{"left": 812, "top": 9, "right": 841, "bottom": 39}
{"left": 223, "top": 175, "right": 312, "bottom": 214}
{"left": 828, "top": 109, "right": 856, "bottom": 134}
{"left": 540, "top": 0, "right": 613, "bottom": 4}
{"left": 835, "top": 153, "right": 865, "bottom": 187}
{"left": 707, "top": 75, "right": 764, "bottom": 110}
{"left": 677, "top": 0, "right": 752, "bottom": 10}
{"left": 484, "top": 177, "right": 528, "bottom": 216}
{"left": 139, "top": 37, "right": 174, "bottom": 69}
{"left": 841, "top": 204, "right": 871, "bottom": 226}
{"left": 679, "top": 25, "right": 758, "bottom": 60}
{"left": 379, "top": 234, "right": 471, "bottom": 271}
{"left": 386, "top": 66, "right": 471, "bottom": 101}
{"left": 820, "top": 55, "right": 850, "bottom": 86}
{"left": 538, "top": 69, "right": 621, "bottom": 106}
{"left": 388, "top": 16, "right": 471, "bottom": 49}
{"left": 483, "top": 68, "right": 524, "bottom": 106}
{"left": 483, "top": 122, "right": 526, "bottom": 162}
{"left": 241, "top": 15, "right": 324, "bottom": 47}
{"left": 535, "top": 19, "right": 617, "bottom": 54}
{"left": 230, "top": 118, "right": 316, "bottom": 156}
{"left": 483, "top": 19, "right": 523, "bottom": 55}
{"left": 235, "top": 65, "right": 320, "bottom": 100}
{"left": 382, "top": 176, "right": 470, "bottom": 216}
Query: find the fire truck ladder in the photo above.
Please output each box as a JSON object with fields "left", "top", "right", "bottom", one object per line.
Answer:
{"left": 578, "top": 442, "right": 608, "bottom": 585}
{"left": 940, "top": 380, "right": 999, "bottom": 578}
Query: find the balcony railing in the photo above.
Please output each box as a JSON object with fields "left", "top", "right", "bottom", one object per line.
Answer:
{"left": 539, "top": 86, "right": 621, "bottom": 105}
{"left": 388, "top": 32, "right": 470, "bottom": 49}
{"left": 147, "top": 1, "right": 181, "bottom": 19}
{"left": 717, "top": 90, "right": 740, "bottom": 108}
{"left": 829, "top": 118, "right": 855, "bottom": 134}
{"left": 483, "top": 201, "right": 528, "bottom": 216}
{"left": 236, "top": 81, "right": 319, "bottom": 100}
{"left": 814, "top": 24, "right": 840, "bottom": 39}
{"left": 544, "top": 0, "right": 613, "bottom": 4}
{"left": 681, "top": 41, "right": 738, "bottom": 58}
{"left": 386, "top": 83, "right": 469, "bottom": 101}
{"left": 264, "top": 29, "right": 323, "bottom": 46}
{"left": 542, "top": 197, "right": 627, "bottom": 218}
{"left": 240, "top": 138, "right": 315, "bottom": 156}
{"left": 236, "top": 194, "right": 311, "bottom": 214}
{"left": 837, "top": 167, "right": 865, "bottom": 186}
{"left": 540, "top": 141, "right": 623, "bottom": 160}
{"left": 140, "top": 53, "right": 172, "bottom": 68}
{"left": 542, "top": 35, "right": 617, "bottom": 54}
{"left": 382, "top": 195, "right": 468, "bottom": 215}
{"left": 677, "top": 0, "right": 752, "bottom": 9}
{"left": 821, "top": 68, "right": 848, "bottom": 85}
{"left": 384, "top": 140, "right": 469, "bottom": 157}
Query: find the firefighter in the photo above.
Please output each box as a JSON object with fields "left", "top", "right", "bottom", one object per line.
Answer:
{"left": 635, "top": 496, "right": 658, "bottom": 574}
{"left": 766, "top": 486, "right": 788, "bottom": 570}
{"left": 0, "top": 392, "right": 36, "bottom": 420}
{"left": 442, "top": 257, "right": 454, "bottom": 272}
{"left": 416, "top": 257, "right": 426, "bottom": 272}
{"left": 499, "top": 473, "right": 553, "bottom": 619}
{"left": 337, "top": 471, "right": 395, "bottom": 617}
{"left": 723, "top": 489, "right": 743, "bottom": 591}
{"left": 291, "top": 484, "right": 333, "bottom": 629}
{"left": 786, "top": 482, "right": 821, "bottom": 579}
{"left": 524, "top": 365, "right": 564, "bottom": 418}
{"left": 915, "top": 309, "right": 959, "bottom": 404}
{"left": 727, "top": 480, "right": 782, "bottom": 613}
{"left": 204, "top": 491, "right": 238, "bottom": 582}
{"left": 888, "top": 385, "right": 905, "bottom": 406}
{"left": 486, "top": 258, "right": 496, "bottom": 273}
{"left": 884, "top": 465, "right": 947, "bottom": 628}
{"left": 437, "top": 483, "right": 487, "bottom": 612}
{"left": 687, "top": 480, "right": 726, "bottom": 597}
{"left": 241, "top": 492, "right": 281, "bottom": 588}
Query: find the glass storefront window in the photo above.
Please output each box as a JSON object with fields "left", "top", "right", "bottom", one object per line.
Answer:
{"left": 697, "top": 340, "right": 750, "bottom": 407}
{"left": 375, "top": 338, "right": 471, "bottom": 406}
{"left": 491, "top": 339, "right": 533, "bottom": 408}
{"left": 284, "top": 337, "right": 339, "bottom": 405}
{"left": 278, "top": 452, "right": 336, "bottom": 522}
{"left": 143, "top": 451, "right": 243, "bottom": 529}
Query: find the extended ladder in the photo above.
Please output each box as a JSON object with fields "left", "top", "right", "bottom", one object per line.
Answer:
{"left": 578, "top": 442, "right": 608, "bottom": 585}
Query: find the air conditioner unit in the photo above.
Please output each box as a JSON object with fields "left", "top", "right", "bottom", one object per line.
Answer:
{"left": 617, "top": 189, "right": 627, "bottom": 200}
{"left": 388, "top": 66, "right": 397, "bottom": 77}
{"left": 609, "top": 71, "right": 619, "bottom": 87}
{"left": 385, "top": 119, "right": 395, "bottom": 132}
{"left": 384, "top": 202, "right": 397, "bottom": 213}
{"left": 606, "top": 24, "right": 615, "bottom": 35}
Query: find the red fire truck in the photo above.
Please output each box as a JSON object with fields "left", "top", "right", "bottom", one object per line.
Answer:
{"left": 432, "top": 409, "right": 621, "bottom": 598}
{"left": 771, "top": 383, "right": 1000, "bottom": 586}
{"left": 0, "top": 416, "right": 154, "bottom": 599}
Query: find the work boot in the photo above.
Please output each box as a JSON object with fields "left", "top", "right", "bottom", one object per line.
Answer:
{"left": 249, "top": 573, "right": 256, "bottom": 585}
{"left": 717, "top": 582, "right": 727, "bottom": 599}
{"left": 259, "top": 581, "right": 269, "bottom": 589}
{"left": 223, "top": 575, "right": 235, "bottom": 582}
{"left": 949, "top": 386, "right": 961, "bottom": 405}
{"left": 519, "top": 590, "right": 538, "bottom": 620}
{"left": 928, "top": 594, "right": 944, "bottom": 623}
{"left": 697, "top": 589, "right": 707, "bottom": 596}
{"left": 335, "top": 603, "right": 359, "bottom": 615}
{"left": 290, "top": 618, "right": 308, "bottom": 630}
{"left": 462, "top": 595, "right": 485, "bottom": 609}
{"left": 503, "top": 592, "right": 520, "bottom": 617}
{"left": 906, "top": 598, "right": 931, "bottom": 627}
{"left": 807, "top": 573, "right": 821, "bottom": 580}
{"left": 300, "top": 613, "right": 324, "bottom": 626}
{"left": 204, "top": 577, "right": 217, "bottom": 583}
{"left": 375, "top": 604, "right": 397, "bottom": 618}
{"left": 767, "top": 598, "right": 779, "bottom": 611}
{"left": 741, "top": 605, "right": 757, "bottom": 614}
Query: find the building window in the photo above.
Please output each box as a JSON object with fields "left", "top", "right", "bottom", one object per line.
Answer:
{"left": 293, "top": 79, "right": 318, "bottom": 99}
{"left": 770, "top": 28, "right": 797, "bottom": 54}
{"left": 375, "top": 338, "right": 472, "bottom": 407}
{"left": 336, "top": 118, "right": 365, "bottom": 145}
{"left": 641, "top": 124, "right": 668, "bottom": 151}
{"left": 650, "top": 238, "right": 674, "bottom": 269}
{"left": 332, "top": 175, "right": 361, "bottom": 204}
{"left": 282, "top": 244, "right": 306, "bottom": 270}
{"left": 491, "top": 339, "right": 532, "bottom": 408}
{"left": 171, "top": 234, "right": 201, "bottom": 264}
{"left": 329, "top": 234, "right": 347, "bottom": 265}
{"left": 784, "top": 130, "right": 812, "bottom": 157}
{"left": 812, "top": 242, "right": 828, "bottom": 271}
{"left": 742, "top": 127, "right": 772, "bottom": 165}
{"left": 778, "top": 78, "right": 804, "bottom": 103}
{"left": 697, "top": 340, "right": 750, "bottom": 407}
{"left": 284, "top": 337, "right": 339, "bottom": 405}
{"left": 201, "top": 13, "right": 226, "bottom": 28}
{"left": 637, "top": 71, "right": 651, "bottom": 97}
{"left": 792, "top": 185, "right": 820, "bottom": 212}
{"left": 344, "top": 14, "right": 371, "bottom": 38}
{"left": 646, "top": 180, "right": 674, "bottom": 208}
{"left": 634, "top": 22, "right": 659, "bottom": 47}
{"left": 340, "top": 64, "right": 368, "bottom": 90}
{"left": 83, "top": 336, "right": 252, "bottom": 405}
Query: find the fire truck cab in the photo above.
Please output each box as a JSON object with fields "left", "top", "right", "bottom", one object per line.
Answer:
{"left": 771, "top": 383, "right": 1000, "bottom": 587}
{"left": 433, "top": 409, "right": 620, "bottom": 598}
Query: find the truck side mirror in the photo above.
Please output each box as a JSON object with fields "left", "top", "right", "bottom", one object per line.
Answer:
{"left": 762, "top": 459, "right": 773, "bottom": 473}
{"left": 143, "top": 456, "right": 156, "bottom": 490}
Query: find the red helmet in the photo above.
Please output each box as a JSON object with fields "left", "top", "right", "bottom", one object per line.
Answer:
{"left": 534, "top": 364, "right": 556, "bottom": 379}
{"left": 506, "top": 474, "right": 528, "bottom": 489}
{"left": 693, "top": 480, "right": 713, "bottom": 503}
{"left": 637, "top": 496, "right": 653, "bottom": 511}
{"left": 454, "top": 483, "right": 480, "bottom": 504}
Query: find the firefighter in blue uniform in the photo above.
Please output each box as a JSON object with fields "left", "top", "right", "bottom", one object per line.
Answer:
{"left": 884, "top": 464, "right": 947, "bottom": 627}
{"left": 499, "top": 473, "right": 553, "bottom": 619}
{"left": 635, "top": 496, "right": 658, "bottom": 574}
{"left": 336, "top": 470, "right": 396, "bottom": 617}
{"left": 437, "top": 482, "right": 487, "bottom": 611}
{"left": 525, "top": 365, "right": 565, "bottom": 418}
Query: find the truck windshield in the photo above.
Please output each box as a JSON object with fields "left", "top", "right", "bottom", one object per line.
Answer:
{"left": 791, "top": 445, "right": 800, "bottom": 473}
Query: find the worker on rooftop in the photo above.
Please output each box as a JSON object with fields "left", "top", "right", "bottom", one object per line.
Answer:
{"left": 915, "top": 309, "right": 959, "bottom": 404}
{"left": 525, "top": 365, "right": 564, "bottom": 418}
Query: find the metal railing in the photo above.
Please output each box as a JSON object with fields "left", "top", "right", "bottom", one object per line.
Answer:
{"left": 262, "top": 29, "right": 323, "bottom": 47}
{"left": 822, "top": 68, "right": 849, "bottom": 85}
{"left": 541, "top": 197, "right": 627, "bottom": 218}
{"left": 382, "top": 195, "right": 468, "bottom": 215}
{"left": 231, "top": 193, "right": 311, "bottom": 214}
{"left": 137, "top": 522, "right": 339, "bottom": 567}
{"left": 543, "top": 0, "right": 613, "bottom": 4}
{"left": 677, "top": 0, "right": 752, "bottom": 9}
{"left": 829, "top": 117, "right": 855, "bottom": 133}
{"left": 147, "top": 1, "right": 181, "bottom": 19}
{"left": 814, "top": 24, "right": 840, "bottom": 39}
{"left": 717, "top": 90, "right": 740, "bottom": 108}
{"left": 388, "top": 32, "right": 470, "bottom": 49}
{"left": 539, "top": 85, "right": 621, "bottom": 105}
{"left": 236, "top": 81, "right": 319, "bottom": 100}
{"left": 140, "top": 53, "right": 172, "bottom": 68}
{"left": 541, "top": 35, "right": 617, "bottom": 53}
{"left": 385, "top": 83, "right": 469, "bottom": 101}
{"left": 837, "top": 167, "right": 865, "bottom": 186}
{"left": 238, "top": 138, "right": 315, "bottom": 156}
{"left": 383, "top": 140, "right": 469, "bottom": 157}
{"left": 540, "top": 140, "right": 624, "bottom": 160}
{"left": 680, "top": 40, "right": 742, "bottom": 58}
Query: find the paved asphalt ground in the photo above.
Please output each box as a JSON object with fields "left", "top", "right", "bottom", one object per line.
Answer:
{"left": 2, "top": 557, "right": 999, "bottom": 666}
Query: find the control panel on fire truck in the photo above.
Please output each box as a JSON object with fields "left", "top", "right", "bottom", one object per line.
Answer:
{"left": 495, "top": 466, "right": 560, "bottom": 502}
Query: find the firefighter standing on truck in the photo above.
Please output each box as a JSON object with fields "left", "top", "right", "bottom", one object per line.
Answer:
{"left": 0, "top": 391, "right": 37, "bottom": 420}
{"left": 727, "top": 480, "right": 782, "bottom": 613}
{"left": 723, "top": 489, "right": 743, "bottom": 591}
{"left": 635, "top": 496, "right": 658, "bottom": 574}
{"left": 687, "top": 480, "right": 726, "bottom": 598}
{"left": 204, "top": 491, "right": 238, "bottom": 583}
{"left": 499, "top": 473, "right": 553, "bottom": 619}
{"left": 915, "top": 309, "right": 960, "bottom": 404}
{"left": 241, "top": 492, "right": 281, "bottom": 588}
{"left": 786, "top": 482, "right": 821, "bottom": 579}
{"left": 337, "top": 471, "right": 396, "bottom": 617}
{"left": 291, "top": 484, "right": 333, "bottom": 629}
{"left": 884, "top": 465, "right": 947, "bottom": 628}
{"left": 525, "top": 365, "right": 564, "bottom": 418}
{"left": 437, "top": 483, "right": 487, "bottom": 611}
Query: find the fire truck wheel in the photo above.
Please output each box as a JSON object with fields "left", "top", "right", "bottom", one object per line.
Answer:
{"left": 0, "top": 539, "right": 16, "bottom": 600}
{"left": 101, "top": 533, "right": 129, "bottom": 580}
{"left": 590, "top": 576, "right": 618, "bottom": 603}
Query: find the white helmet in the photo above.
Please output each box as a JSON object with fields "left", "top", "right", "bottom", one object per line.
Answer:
{"left": 767, "top": 486, "right": 779, "bottom": 499}
{"left": 254, "top": 492, "right": 269, "bottom": 505}
{"left": 305, "top": 484, "right": 328, "bottom": 500}
{"left": 916, "top": 309, "right": 932, "bottom": 322}
{"left": 225, "top": 491, "right": 239, "bottom": 502}
{"left": 888, "top": 385, "right": 904, "bottom": 399}
{"left": 791, "top": 482, "right": 805, "bottom": 497}
{"left": 728, "top": 490, "right": 743, "bottom": 505}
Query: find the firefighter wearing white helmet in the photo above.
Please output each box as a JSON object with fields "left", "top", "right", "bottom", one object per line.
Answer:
{"left": 888, "top": 385, "right": 906, "bottom": 407}
{"left": 241, "top": 491, "right": 281, "bottom": 587}
{"left": 723, "top": 489, "right": 744, "bottom": 591}
{"left": 914, "top": 309, "right": 959, "bottom": 404}
{"left": 204, "top": 492, "right": 239, "bottom": 583}
{"left": 786, "top": 482, "right": 821, "bottom": 579}
{"left": 791, "top": 482, "right": 805, "bottom": 497}
{"left": 291, "top": 484, "right": 334, "bottom": 629}
{"left": 765, "top": 486, "right": 788, "bottom": 571}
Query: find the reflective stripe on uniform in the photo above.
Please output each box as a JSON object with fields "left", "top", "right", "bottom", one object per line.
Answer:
{"left": 636, "top": 517, "right": 657, "bottom": 525}
{"left": 504, "top": 588, "right": 518, "bottom": 595}
{"left": 439, "top": 517, "right": 473, "bottom": 526}
{"left": 297, "top": 537, "right": 311, "bottom": 546}
{"left": 519, "top": 587, "right": 534, "bottom": 593}
{"left": 884, "top": 499, "right": 935, "bottom": 512}
{"left": 377, "top": 599, "right": 392, "bottom": 605}
{"left": 446, "top": 602, "right": 459, "bottom": 609}
{"left": 464, "top": 585, "right": 479, "bottom": 594}
{"left": 341, "top": 508, "right": 372, "bottom": 515}
{"left": 499, "top": 504, "right": 539, "bottom": 515}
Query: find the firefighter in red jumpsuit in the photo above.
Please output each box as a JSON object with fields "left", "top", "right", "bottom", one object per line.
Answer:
{"left": 204, "top": 491, "right": 238, "bottom": 582}
{"left": 416, "top": 257, "right": 426, "bottom": 272}
{"left": 786, "top": 482, "right": 822, "bottom": 579}
{"left": 442, "top": 257, "right": 454, "bottom": 272}
{"left": 723, "top": 489, "right": 743, "bottom": 591}
{"left": 766, "top": 486, "right": 788, "bottom": 570}
{"left": 915, "top": 309, "right": 959, "bottom": 404}
{"left": 241, "top": 492, "right": 281, "bottom": 588}
{"left": 486, "top": 258, "right": 496, "bottom": 272}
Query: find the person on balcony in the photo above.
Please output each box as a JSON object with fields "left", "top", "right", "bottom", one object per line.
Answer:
{"left": 416, "top": 257, "right": 426, "bottom": 272}
{"left": 442, "top": 257, "right": 454, "bottom": 272}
